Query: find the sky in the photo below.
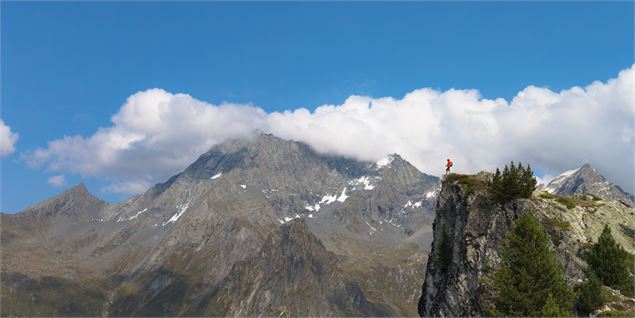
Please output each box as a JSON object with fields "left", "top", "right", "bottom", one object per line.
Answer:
{"left": 1, "top": 1, "right": 633, "bottom": 213}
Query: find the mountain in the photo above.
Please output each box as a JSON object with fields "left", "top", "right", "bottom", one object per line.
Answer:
{"left": 540, "top": 164, "right": 634, "bottom": 206}
{"left": 418, "top": 172, "right": 635, "bottom": 317}
{"left": 1, "top": 133, "right": 439, "bottom": 316}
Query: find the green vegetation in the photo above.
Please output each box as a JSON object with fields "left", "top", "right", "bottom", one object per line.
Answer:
{"left": 445, "top": 173, "right": 483, "bottom": 193}
{"left": 545, "top": 217, "right": 571, "bottom": 231}
{"left": 586, "top": 193, "right": 603, "bottom": 201}
{"left": 586, "top": 225, "right": 634, "bottom": 297}
{"left": 433, "top": 224, "right": 452, "bottom": 272}
{"left": 539, "top": 193, "right": 576, "bottom": 209}
{"left": 489, "top": 213, "right": 574, "bottom": 316}
{"left": 539, "top": 192, "right": 603, "bottom": 210}
{"left": 598, "top": 309, "right": 635, "bottom": 317}
{"left": 575, "top": 271, "right": 606, "bottom": 315}
{"left": 491, "top": 162, "right": 537, "bottom": 204}
{"left": 541, "top": 293, "right": 571, "bottom": 317}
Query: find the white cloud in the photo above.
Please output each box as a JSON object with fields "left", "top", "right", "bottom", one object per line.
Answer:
{"left": 25, "top": 65, "right": 635, "bottom": 194}
{"left": 0, "top": 119, "right": 19, "bottom": 156}
{"left": 47, "top": 175, "right": 66, "bottom": 187}
{"left": 102, "top": 180, "right": 152, "bottom": 194}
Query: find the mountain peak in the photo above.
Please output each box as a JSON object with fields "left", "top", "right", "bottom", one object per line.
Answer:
{"left": 542, "top": 164, "right": 634, "bottom": 205}
{"left": 66, "top": 182, "right": 89, "bottom": 195}
{"left": 578, "top": 163, "right": 596, "bottom": 172}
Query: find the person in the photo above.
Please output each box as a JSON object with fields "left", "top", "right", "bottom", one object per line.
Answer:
{"left": 445, "top": 158, "right": 453, "bottom": 175}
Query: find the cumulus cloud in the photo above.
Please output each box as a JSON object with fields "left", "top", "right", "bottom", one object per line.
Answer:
{"left": 25, "top": 65, "right": 635, "bottom": 194}
{"left": 0, "top": 119, "right": 19, "bottom": 156}
{"left": 47, "top": 175, "right": 66, "bottom": 187}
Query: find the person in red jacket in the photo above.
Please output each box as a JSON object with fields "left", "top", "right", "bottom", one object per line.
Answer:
{"left": 446, "top": 159, "right": 453, "bottom": 175}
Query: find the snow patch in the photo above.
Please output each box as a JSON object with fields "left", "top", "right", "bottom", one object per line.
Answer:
{"left": 413, "top": 200, "right": 422, "bottom": 208}
{"left": 308, "top": 214, "right": 314, "bottom": 218}
{"left": 211, "top": 173, "right": 222, "bottom": 180}
{"left": 163, "top": 203, "right": 189, "bottom": 226}
{"left": 404, "top": 200, "right": 413, "bottom": 208}
{"left": 366, "top": 220, "right": 377, "bottom": 234}
{"left": 426, "top": 190, "right": 437, "bottom": 199}
{"left": 337, "top": 187, "right": 349, "bottom": 202}
{"left": 376, "top": 155, "right": 395, "bottom": 168}
{"left": 128, "top": 208, "right": 148, "bottom": 220}
{"left": 320, "top": 194, "right": 337, "bottom": 204}
{"left": 240, "top": 184, "right": 246, "bottom": 189}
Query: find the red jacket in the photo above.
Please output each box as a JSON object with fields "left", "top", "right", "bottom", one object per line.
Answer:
{"left": 446, "top": 161, "right": 453, "bottom": 168}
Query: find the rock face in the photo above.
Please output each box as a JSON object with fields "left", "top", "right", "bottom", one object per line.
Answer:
{"left": 418, "top": 172, "right": 635, "bottom": 317}
{"left": 542, "top": 164, "right": 635, "bottom": 206}
{"left": 1, "top": 133, "right": 438, "bottom": 316}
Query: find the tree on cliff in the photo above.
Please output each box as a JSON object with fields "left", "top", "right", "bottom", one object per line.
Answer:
{"left": 491, "top": 162, "right": 537, "bottom": 203}
{"left": 489, "top": 213, "right": 573, "bottom": 316}
{"left": 586, "top": 225, "right": 634, "bottom": 297}
{"left": 433, "top": 224, "right": 452, "bottom": 272}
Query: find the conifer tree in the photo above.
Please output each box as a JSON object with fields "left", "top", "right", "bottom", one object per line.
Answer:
{"left": 491, "top": 162, "right": 537, "bottom": 203}
{"left": 575, "top": 270, "right": 605, "bottom": 315}
{"left": 434, "top": 224, "right": 452, "bottom": 272}
{"left": 587, "top": 225, "right": 634, "bottom": 297}
{"left": 490, "top": 213, "right": 574, "bottom": 316}
{"left": 541, "top": 293, "right": 570, "bottom": 317}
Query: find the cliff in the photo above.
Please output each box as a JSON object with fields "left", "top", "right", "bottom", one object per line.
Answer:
{"left": 417, "top": 173, "right": 635, "bottom": 317}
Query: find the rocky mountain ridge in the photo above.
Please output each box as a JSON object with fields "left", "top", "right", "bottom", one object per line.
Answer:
{"left": 540, "top": 163, "right": 634, "bottom": 206}
{"left": 1, "top": 133, "right": 438, "bottom": 316}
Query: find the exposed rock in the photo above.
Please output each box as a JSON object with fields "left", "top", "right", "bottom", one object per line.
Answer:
{"left": 542, "top": 164, "right": 634, "bottom": 206}
{"left": 2, "top": 133, "right": 436, "bottom": 316}
{"left": 418, "top": 172, "right": 635, "bottom": 317}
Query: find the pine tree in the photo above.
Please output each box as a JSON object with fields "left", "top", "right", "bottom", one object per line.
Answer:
{"left": 575, "top": 270, "right": 605, "bottom": 315}
{"left": 490, "top": 213, "right": 574, "bottom": 316}
{"left": 434, "top": 224, "right": 452, "bottom": 272}
{"left": 587, "top": 225, "right": 634, "bottom": 297}
{"left": 541, "top": 293, "right": 570, "bottom": 317}
{"left": 491, "top": 162, "right": 537, "bottom": 203}
{"left": 522, "top": 164, "right": 537, "bottom": 197}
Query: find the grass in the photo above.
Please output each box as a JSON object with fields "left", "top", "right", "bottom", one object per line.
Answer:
{"left": 545, "top": 217, "right": 571, "bottom": 231}
{"left": 539, "top": 193, "right": 577, "bottom": 209}
{"left": 445, "top": 173, "right": 484, "bottom": 193}
{"left": 599, "top": 287, "right": 621, "bottom": 303}
{"left": 586, "top": 193, "right": 603, "bottom": 201}
{"left": 599, "top": 309, "right": 635, "bottom": 317}
{"left": 539, "top": 192, "right": 602, "bottom": 210}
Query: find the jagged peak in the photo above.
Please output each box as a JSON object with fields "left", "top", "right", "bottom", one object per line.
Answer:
{"left": 577, "top": 163, "right": 599, "bottom": 175}
{"left": 20, "top": 182, "right": 105, "bottom": 216}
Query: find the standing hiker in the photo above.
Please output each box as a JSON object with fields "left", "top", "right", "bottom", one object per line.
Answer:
{"left": 446, "top": 159, "right": 453, "bottom": 175}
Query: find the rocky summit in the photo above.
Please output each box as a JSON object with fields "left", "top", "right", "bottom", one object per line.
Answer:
{"left": 418, "top": 172, "right": 635, "bottom": 317}
{"left": 541, "top": 163, "right": 635, "bottom": 206}
{"left": 1, "top": 133, "right": 439, "bottom": 317}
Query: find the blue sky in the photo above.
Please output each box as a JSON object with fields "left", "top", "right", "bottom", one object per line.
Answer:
{"left": 1, "top": 1, "right": 633, "bottom": 213}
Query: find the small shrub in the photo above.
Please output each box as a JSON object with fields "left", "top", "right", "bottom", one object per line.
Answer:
{"left": 539, "top": 193, "right": 577, "bottom": 209}
{"left": 546, "top": 217, "right": 571, "bottom": 231}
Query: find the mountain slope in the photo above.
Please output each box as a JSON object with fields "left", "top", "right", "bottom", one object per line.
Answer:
{"left": 541, "top": 164, "right": 634, "bottom": 206}
{"left": 2, "top": 133, "right": 438, "bottom": 316}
